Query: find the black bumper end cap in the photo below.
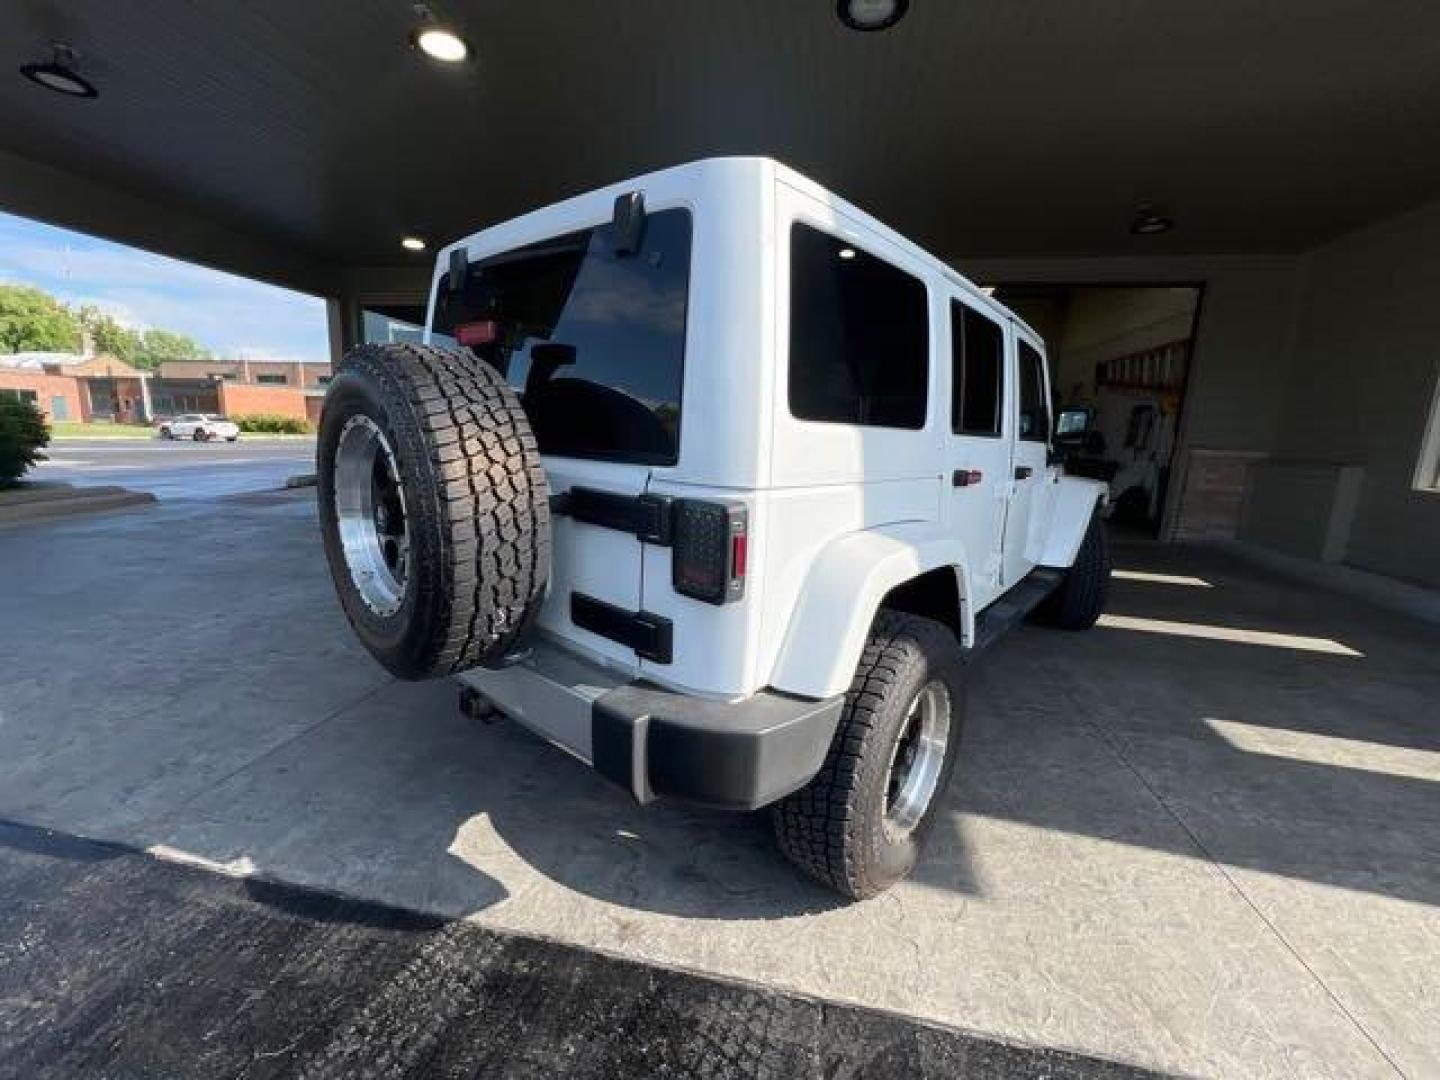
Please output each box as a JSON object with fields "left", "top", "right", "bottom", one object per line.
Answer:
{"left": 592, "top": 684, "right": 844, "bottom": 811}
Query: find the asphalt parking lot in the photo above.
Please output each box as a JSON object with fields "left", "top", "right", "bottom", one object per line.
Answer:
{"left": 34, "top": 436, "right": 316, "bottom": 500}
{"left": 1, "top": 483, "right": 1436, "bottom": 1077}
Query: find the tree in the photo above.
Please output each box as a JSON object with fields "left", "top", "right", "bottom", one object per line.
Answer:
{"left": 0, "top": 285, "right": 80, "bottom": 354}
{"left": 4, "top": 287, "right": 212, "bottom": 370}
{"left": 132, "top": 328, "right": 207, "bottom": 369}
{"left": 79, "top": 305, "right": 141, "bottom": 365}
{"left": 0, "top": 396, "right": 49, "bottom": 486}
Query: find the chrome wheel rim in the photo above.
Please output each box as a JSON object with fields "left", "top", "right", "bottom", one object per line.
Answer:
{"left": 883, "top": 681, "right": 950, "bottom": 837}
{"left": 333, "top": 414, "right": 409, "bottom": 617}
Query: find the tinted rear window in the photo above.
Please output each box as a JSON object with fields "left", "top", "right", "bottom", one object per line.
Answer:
{"left": 1018, "top": 341, "right": 1050, "bottom": 442}
{"left": 430, "top": 208, "right": 691, "bottom": 465}
{"left": 951, "top": 301, "right": 1004, "bottom": 436}
{"left": 788, "top": 224, "right": 929, "bottom": 429}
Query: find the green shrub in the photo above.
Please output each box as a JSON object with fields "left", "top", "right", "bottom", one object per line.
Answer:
{"left": 232, "top": 414, "right": 313, "bottom": 434}
{"left": 0, "top": 396, "right": 50, "bottom": 487}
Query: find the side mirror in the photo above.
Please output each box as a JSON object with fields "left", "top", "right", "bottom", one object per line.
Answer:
{"left": 1055, "top": 407, "right": 1094, "bottom": 437}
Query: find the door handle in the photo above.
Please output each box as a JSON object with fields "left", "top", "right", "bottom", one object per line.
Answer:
{"left": 1014, "top": 466, "right": 1034, "bottom": 481}
{"left": 952, "top": 469, "right": 983, "bottom": 487}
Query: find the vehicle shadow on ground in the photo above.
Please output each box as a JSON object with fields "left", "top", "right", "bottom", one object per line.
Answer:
{"left": 385, "top": 681, "right": 863, "bottom": 920}
{"left": 138, "top": 672, "right": 865, "bottom": 923}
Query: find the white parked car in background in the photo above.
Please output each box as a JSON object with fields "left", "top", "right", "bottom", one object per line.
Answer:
{"left": 159, "top": 414, "right": 240, "bottom": 442}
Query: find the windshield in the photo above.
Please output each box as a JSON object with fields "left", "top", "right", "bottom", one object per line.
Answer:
{"left": 430, "top": 208, "right": 692, "bottom": 466}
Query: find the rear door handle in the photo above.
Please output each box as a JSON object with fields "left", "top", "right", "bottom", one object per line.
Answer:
{"left": 952, "top": 469, "right": 983, "bottom": 487}
{"left": 1014, "top": 466, "right": 1034, "bottom": 481}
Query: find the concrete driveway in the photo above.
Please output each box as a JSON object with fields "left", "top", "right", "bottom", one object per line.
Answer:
{"left": 0, "top": 494, "right": 1435, "bottom": 1077}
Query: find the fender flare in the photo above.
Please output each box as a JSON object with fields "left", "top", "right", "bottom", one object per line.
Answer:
{"left": 768, "top": 523, "right": 973, "bottom": 700}
{"left": 1038, "top": 475, "right": 1108, "bottom": 568}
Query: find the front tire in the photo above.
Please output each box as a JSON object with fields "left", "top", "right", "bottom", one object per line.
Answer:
{"left": 1037, "top": 512, "right": 1110, "bottom": 630}
{"left": 159, "top": 427, "right": 171, "bottom": 440}
{"left": 773, "top": 612, "right": 965, "bottom": 900}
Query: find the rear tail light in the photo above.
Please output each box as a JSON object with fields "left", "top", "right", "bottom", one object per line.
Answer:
{"left": 671, "top": 499, "right": 747, "bottom": 605}
{"left": 455, "top": 319, "right": 498, "bottom": 347}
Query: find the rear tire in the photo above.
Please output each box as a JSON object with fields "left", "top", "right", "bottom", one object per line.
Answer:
{"left": 159, "top": 427, "right": 171, "bottom": 439}
{"left": 773, "top": 612, "right": 965, "bottom": 900}
{"left": 317, "top": 343, "right": 551, "bottom": 680}
{"left": 1038, "top": 511, "right": 1110, "bottom": 630}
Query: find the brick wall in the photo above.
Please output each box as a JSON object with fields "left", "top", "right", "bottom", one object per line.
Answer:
{"left": 1170, "top": 449, "right": 1268, "bottom": 541}
{"left": 218, "top": 382, "right": 309, "bottom": 422}
{"left": 0, "top": 371, "right": 87, "bottom": 422}
{"left": 157, "top": 359, "right": 332, "bottom": 388}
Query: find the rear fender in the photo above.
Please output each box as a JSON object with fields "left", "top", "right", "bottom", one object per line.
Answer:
{"left": 1038, "top": 476, "right": 1107, "bottom": 568}
{"left": 769, "top": 523, "right": 972, "bottom": 700}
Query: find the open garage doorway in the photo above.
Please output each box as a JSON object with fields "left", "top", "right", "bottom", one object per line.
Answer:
{"left": 992, "top": 284, "right": 1203, "bottom": 537}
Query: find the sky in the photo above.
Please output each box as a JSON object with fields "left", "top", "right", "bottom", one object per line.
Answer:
{"left": 0, "top": 210, "right": 329, "bottom": 362}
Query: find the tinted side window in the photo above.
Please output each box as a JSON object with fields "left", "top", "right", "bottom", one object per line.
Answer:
{"left": 788, "top": 224, "right": 928, "bottom": 430}
{"left": 951, "top": 301, "right": 1003, "bottom": 436}
{"left": 1018, "top": 341, "right": 1050, "bottom": 442}
{"left": 431, "top": 209, "right": 691, "bottom": 466}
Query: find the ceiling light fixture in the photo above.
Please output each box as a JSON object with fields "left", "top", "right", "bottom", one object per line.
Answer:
{"left": 838, "top": 247, "right": 858, "bottom": 260}
{"left": 1130, "top": 203, "right": 1174, "bottom": 236}
{"left": 19, "top": 43, "right": 98, "bottom": 99}
{"left": 401, "top": 236, "right": 427, "bottom": 252}
{"left": 837, "top": 0, "right": 910, "bottom": 32}
{"left": 414, "top": 26, "right": 469, "bottom": 62}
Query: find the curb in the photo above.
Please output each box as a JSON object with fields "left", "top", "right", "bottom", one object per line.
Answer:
{"left": 0, "top": 483, "right": 156, "bottom": 527}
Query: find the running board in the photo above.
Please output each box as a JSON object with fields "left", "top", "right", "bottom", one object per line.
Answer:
{"left": 967, "top": 568, "right": 1065, "bottom": 657}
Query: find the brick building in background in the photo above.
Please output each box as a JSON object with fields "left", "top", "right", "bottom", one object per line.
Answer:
{"left": 1, "top": 352, "right": 330, "bottom": 426}
{"left": 0, "top": 352, "right": 152, "bottom": 423}
{"left": 157, "top": 358, "right": 330, "bottom": 423}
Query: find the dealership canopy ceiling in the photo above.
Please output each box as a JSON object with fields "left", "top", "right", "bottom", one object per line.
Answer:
{"left": 3, "top": 0, "right": 1440, "bottom": 287}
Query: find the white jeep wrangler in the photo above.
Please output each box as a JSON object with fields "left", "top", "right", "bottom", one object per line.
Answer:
{"left": 317, "top": 158, "right": 1109, "bottom": 899}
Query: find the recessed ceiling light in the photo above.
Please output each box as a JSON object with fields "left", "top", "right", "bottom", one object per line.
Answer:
{"left": 401, "top": 236, "right": 427, "bottom": 252}
{"left": 19, "top": 43, "right": 97, "bottom": 99}
{"left": 837, "top": 0, "right": 910, "bottom": 32}
{"left": 838, "top": 247, "right": 858, "bottom": 260}
{"left": 414, "top": 27, "right": 469, "bottom": 63}
{"left": 1130, "top": 203, "right": 1174, "bottom": 236}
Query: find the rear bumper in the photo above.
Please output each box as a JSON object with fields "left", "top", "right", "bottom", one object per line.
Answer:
{"left": 456, "top": 641, "right": 843, "bottom": 811}
{"left": 592, "top": 683, "right": 844, "bottom": 810}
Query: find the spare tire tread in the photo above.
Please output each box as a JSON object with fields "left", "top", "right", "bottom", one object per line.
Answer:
{"left": 323, "top": 343, "right": 549, "bottom": 678}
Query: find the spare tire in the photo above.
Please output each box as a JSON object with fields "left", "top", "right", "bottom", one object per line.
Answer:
{"left": 317, "top": 343, "right": 550, "bottom": 680}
